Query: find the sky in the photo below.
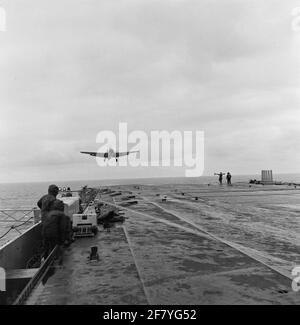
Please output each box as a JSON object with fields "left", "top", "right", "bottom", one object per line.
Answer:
{"left": 0, "top": 0, "right": 300, "bottom": 183}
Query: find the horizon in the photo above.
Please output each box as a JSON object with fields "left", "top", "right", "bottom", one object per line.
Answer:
{"left": 1, "top": 171, "right": 300, "bottom": 185}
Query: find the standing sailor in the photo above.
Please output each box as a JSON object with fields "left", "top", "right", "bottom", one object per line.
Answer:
{"left": 37, "top": 185, "right": 60, "bottom": 258}
{"left": 37, "top": 184, "right": 60, "bottom": 223}
{"left": 214, "top": 172, "right": 225, "bottom": 185}
{"left": 226, "top": 172, "right": 232, "bottom": 185}
{"left": 43, "top": 199, "right": 68, "bottom": 258}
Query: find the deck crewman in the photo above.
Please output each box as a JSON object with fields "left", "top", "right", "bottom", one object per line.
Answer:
{"left": 214, "top": 172, "right": 225, "bottom": 185}
{"left": 43, "top": 199, "right": 69, "bottom": 258}
{"left": 226, "top": 172, "right": 232, "bottom": 185}
{"left": 37, "top": 184, "right": 60, "bottom": 223}
{"left": 37, "top": 184, "right": 61, "bottom": 258}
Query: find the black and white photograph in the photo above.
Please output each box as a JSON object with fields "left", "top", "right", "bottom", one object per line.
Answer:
{"left": 0, "top": 0, "right": 300, "bottom": 309}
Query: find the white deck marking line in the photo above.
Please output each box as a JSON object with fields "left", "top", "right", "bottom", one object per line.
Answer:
{"left": 121, "top": 225, "right": 152, "bottom": 305}
{"left": 99, "top": 198, "right": 293, "bottom": 281}
{"left": 139, "top": 196, "right": 294, "bottom": 281}
{"left": 98, "top": 199, "right": 214, "bottom": 240}
{"left": 111, "top": 195, "right": 151, "bottom": 305}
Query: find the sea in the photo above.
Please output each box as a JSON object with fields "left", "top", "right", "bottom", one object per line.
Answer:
{"left": 0, "top": 173, "right": 299, "bottom": 247}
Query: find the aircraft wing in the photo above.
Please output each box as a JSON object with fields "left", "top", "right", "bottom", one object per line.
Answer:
{"left": 116, "top": 150, "right": 139, "bottom": 157}
{"left": 80, "top": 151, "right": 106, "bottom": 157}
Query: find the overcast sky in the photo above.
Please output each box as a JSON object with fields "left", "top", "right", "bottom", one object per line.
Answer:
{"left": 0, "top": 0, "right": 300, "bottom": 183}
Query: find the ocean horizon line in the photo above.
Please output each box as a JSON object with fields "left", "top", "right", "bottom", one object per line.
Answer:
{"left": 1, "top": 172, "right": 300, "bottom": 185}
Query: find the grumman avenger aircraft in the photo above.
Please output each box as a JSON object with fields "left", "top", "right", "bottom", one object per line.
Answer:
{"left": 80, "top": 148, "right": 139, "bottom": 162}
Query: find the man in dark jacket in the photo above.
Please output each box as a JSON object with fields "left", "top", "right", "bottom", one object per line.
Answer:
{"left": 37, "top": 184, "right": 60, "bottom": 223}
{"left": 226, "top": 172, "right": 232, "bottom": 185}
{"left": 43, "top": 199, "right": 67, "bottom": 258}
